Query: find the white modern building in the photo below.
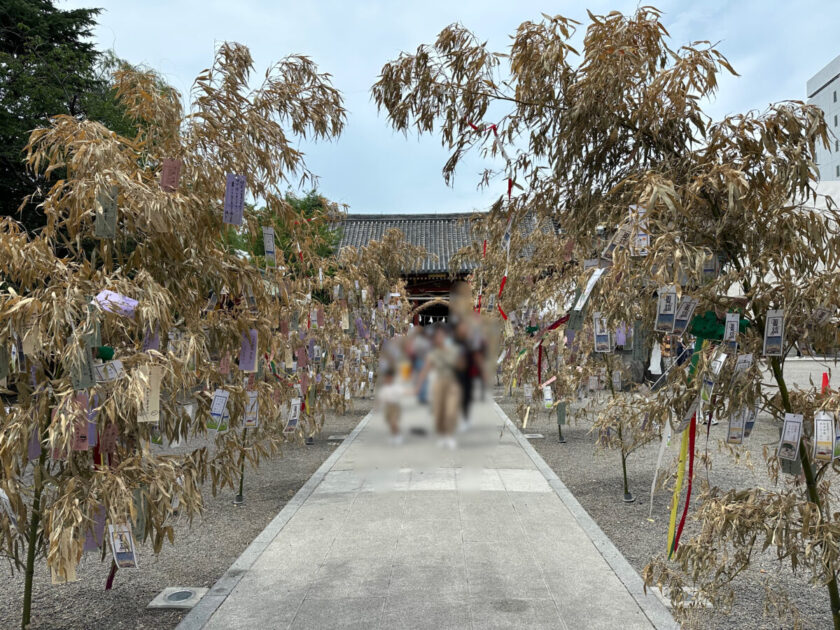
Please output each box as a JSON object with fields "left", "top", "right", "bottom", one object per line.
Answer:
{"left": 808, "top": 54, "right": 840, "bottom": 181}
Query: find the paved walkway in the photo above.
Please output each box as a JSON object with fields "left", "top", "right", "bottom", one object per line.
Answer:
{"left": 178, "top": 397, "right": 676, "bottom": 630}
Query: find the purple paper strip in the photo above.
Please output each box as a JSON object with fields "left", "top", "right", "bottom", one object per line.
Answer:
{"left": 142, "top": 325, "right": 160, "bottom": 352}
{"left": 223, "top": 173, "right": 246, "bottom": 226}
{"left": 27, "top": 429, "right": 41, "bottom": 460}
{"left": 95, "top": 290, "right": 138, "bottom": 319}
{"left": 83, "top": 505, "right": 107, "bottom": 552}
{"left": 615, "top": 325, "right": 627, "bottom": 347}
{"left": 239, "top": 329, "right": 258, "bottom": 372}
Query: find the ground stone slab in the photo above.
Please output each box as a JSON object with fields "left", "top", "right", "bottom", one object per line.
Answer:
{"left": 178, "top": 398, "right": 677, "bottom": 630}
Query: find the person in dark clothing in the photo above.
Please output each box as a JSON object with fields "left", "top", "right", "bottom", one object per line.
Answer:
{"left": 454, "top": 321, "right": 475, "bottom": 425}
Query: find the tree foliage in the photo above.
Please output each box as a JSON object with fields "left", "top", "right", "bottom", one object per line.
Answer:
{"left": 0, "top": 41, "right": 346, "bottom": 627}
{"left": 374, "top": 7, "right": 840, "bottom": 627}
{"left": 0, "top": 1, "right": 138, "bottom": 232}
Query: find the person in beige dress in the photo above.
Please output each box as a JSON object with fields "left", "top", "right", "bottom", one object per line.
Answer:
{"left": 416, "top": 325, "right": 464, "bottom": 448}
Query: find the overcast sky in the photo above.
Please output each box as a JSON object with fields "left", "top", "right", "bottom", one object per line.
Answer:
{"left": 63, "top": 0, "right": 840, "bottom": 215}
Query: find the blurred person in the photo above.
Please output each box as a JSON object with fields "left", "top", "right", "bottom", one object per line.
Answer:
{"left": 411, "top": 325, "right": 432, "bottom": 404}
{"left": 416, "top": 324, "right": 463, "bottom": 449}
{"left": 377, "top": 366, "right": 405, "bottom": 445}
{"left": 379, "top": 334, "right": 404, "bottom": 375}
{"left": 454, "top": 320, "right": 478, "bottom": 428}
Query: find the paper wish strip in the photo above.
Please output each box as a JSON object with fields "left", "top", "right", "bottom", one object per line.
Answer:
{"left": 655, "top": 286, "right": 677, "bottom": 333}
{"left": 94, "top": 185, "right": 118, "bottom": 239}
{"left": 262, "top": 226, "right": 276, "bottom": 267}
{"left": 672, "top": 296, "right": 698, "bottom": 337}
{"left": 83, "top": 505, "right": 107, "bottom": 553}
{"left": 628, "top": 205, "right": 649, "bottom": 256}
{"left": 763, "top": 309, "right": 785, "bottom": 357}
{"left": 239, "top": 329, "right": 258, "bottom": 373}
{"left": 739, "top": 406, "right": 758, "bottom": 438}
{"left": 137, "top": 365, "right": 162, "bottom": 423}
{"left": 284, "top": 397, "right": 302, "bottom": 434}
{"left": 94, "top": 360, "right": 124, "bottom": 383}
{"left": 542, "top": 385, "right": 554, "bottom": 409}
{"left": 223, "top": 173, "right": 246, "bottom": 226}
{"left": 732, "top": 353, "right": 753, "bottom": 378}
{"left": 244, "top": 390, "right": 259, "bottom": 428}
{"left": 814, "top": 412, "right": 835, "bottom": 462}
{"left": 141, "top": 325, "right": 160, "bottom": 352}
{"left": 68, "top": 334, "right": 96, "bottom": 391}
{"left": 523, "top": 384, "right": 533, "bottom": 401}
{"left": 209, "top": 389, "right": 230, "bottom": 431}
{"left": 727, "top": 408, "right": 745, "bottom": 444}
{"left": 95, "top": 290, "right": 138, "bottom": 319}
{"left": 160, "top": 158, "right": 182, "bottom": 193}
{"left": 809, "top": 306, "right": 833, "bottom": 328}
{"left": 573, "top": 267, "right": 605, "bottom": 311}
{"left": 777, "top": 413, "right": 803, "bottom": 461}
{"left": 593, "top": 312, "right": 612, "bottom": 353}
{"left": 701, "top": 352, "right": 727, "bottom": 403}
{"left": 108, "top": 523, "right": 138, "bottom": 569}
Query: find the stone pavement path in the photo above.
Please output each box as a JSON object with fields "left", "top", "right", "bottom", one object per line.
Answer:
{"left": 178, "top": 397, "right": 676, "bottom": 630}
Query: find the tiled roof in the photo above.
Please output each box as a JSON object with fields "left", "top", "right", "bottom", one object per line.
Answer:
{"left": 338, "top": 213, "right": 479, "bottom": 275}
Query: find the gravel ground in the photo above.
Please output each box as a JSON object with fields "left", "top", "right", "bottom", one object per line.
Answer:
{"left": 495, "top": 359, "right": 840, "bottom": 630}
{"left": 0, "top": 399, "right": 372, "bottom": 630}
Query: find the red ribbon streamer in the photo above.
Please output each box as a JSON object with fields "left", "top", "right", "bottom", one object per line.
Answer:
{"left": 498, "top": 304, "right": 508, "bottom": 320}
{"left": 507, "top": 178, "right": 514, "bottom": 199}
{"left": 498, "top": 275, "right": 507, "bottom": 298}
{"left": 482, "top": 239, "right": 487, "bottom": 257}
{"left": 672, "top": 414, "right": 697, "bottom": 556}
{"left": 543, "top": 314, "right": 570, "bottom": 333}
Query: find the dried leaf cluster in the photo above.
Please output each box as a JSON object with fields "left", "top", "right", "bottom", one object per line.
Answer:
{"left": 374, "top": 7, "right": 840, "bottom": 627}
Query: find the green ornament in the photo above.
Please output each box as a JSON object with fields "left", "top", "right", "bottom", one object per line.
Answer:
{"left": 95, "top": 346, "right": 115, "bottom": 361}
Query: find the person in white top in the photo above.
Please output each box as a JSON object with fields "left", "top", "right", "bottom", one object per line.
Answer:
{"left": 377, "top": 366, "right": 406, "bottom": 445}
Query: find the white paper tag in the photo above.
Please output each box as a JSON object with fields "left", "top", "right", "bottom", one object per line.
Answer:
{"left": 763, "top": 309, "right": 785, "bottom": 357}
{"left": 778, "top": 413, "right": 803, "bottom": 461}
{"left": 244, "top": 390, "right": 259, "bottom": 428}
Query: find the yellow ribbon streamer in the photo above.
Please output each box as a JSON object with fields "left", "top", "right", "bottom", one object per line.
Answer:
{"left": 666, "top": 427, "right": 689, "bottom": 557}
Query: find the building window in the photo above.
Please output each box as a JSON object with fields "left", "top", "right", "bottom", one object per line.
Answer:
{"left": 836, "top": 140, "right": 839, "bottom": 152}
{"left": 836, "top": 115, "right": 839, "bottom": 126}
{"left": 835, "top": 90, "right": 838, "bottom": 102}
{"left": 836, "top": 165, "right": 839, "bottom": 177}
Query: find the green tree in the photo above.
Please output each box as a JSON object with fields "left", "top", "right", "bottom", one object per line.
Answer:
{"left": 0, "top": 1, "right": 134, "bottom": 232}
{"left": 228, "top": 191, "right": 344, "bottom": 271}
